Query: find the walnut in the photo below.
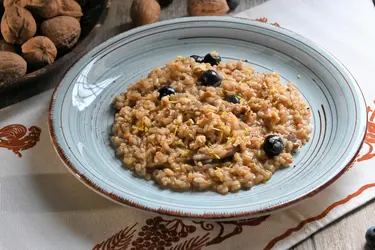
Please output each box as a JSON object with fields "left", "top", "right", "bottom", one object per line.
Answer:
{"left": 4, "top": 0, "right": 27, "bottom": 8}
{"left": 21, "top": 36, "right": 57, "bottom": 68}
{"left": 188, "top": 0, "right": 229, "bottom": 16}
{"left": 59, "top": 0, "right": 83, "bottom": 18}
{"left": 0, "top": 40, "right": 17, "bottom": 53}
{"left": 1, "top": 5, "right": 36, "bottom": 44}
{"left": 0, "top": 51, "right": 27, "bottom": 81}
{"left": 26, "top": 0, "right": 59, "bottom": 19}
{"left": 131, "top": 0, "right": 160, "bottom": 27}
{"left": 26, "top": 0, "right": 83, "bottom": 19}
{"left": 40, "top": 16, "right": 81, "bottom": 50}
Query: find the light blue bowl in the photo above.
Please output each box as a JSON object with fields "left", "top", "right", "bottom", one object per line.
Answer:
{"left": 48, "top": 17, "right": 367, "bottom": 220}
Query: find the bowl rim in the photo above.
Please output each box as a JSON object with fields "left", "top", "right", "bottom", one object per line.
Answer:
{"left": 48, "top": 16, "right": 367, "bottom": 220}
{"left": 0, "top": 0, "right": 111, "bottom": 93}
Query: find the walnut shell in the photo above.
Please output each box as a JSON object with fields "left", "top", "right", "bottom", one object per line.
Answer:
{"left": 131, "top": 0, "right": 160, "bottom": 27}
{"left": 0, "top": 51, "right": 27, "bottom": 81}
{"left": 4, "top": 0, "right": 27, "bottom": 8}
{"left": 1, "top": 6, "right": 37, "bottom": 44}
{"left": 0, "top": 40, "right": 17, "bottom": 53}
{"left": 26, "top": 0, "right": 59, "bottom": 19}
{"left": 188, "top": 0, "right": 229, "bottom": 16}
{"left": 59, "top": 0, "right": 83, "bottom": 18}
{"left": 40, "top": 16, "right": 81, "bottom": 50}
{"left": 22, "top": 36, "right": 57, "bottom": 68}
{"left": 26, "top": 0, "right": 83, "bottom": 19}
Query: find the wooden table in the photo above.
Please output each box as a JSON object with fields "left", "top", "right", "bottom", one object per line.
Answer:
{"left": 3, "top": 0, "right": 374, "bottom": 249}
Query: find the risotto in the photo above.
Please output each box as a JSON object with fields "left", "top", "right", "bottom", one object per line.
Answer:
{"left": 111, "top": 52, "right": 312, "bottom": 194}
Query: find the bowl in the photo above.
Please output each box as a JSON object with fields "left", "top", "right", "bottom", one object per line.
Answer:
{"left": 48, "top": 17, "right": 367, "bottom": 220}
{"left": 0, "top": 0, "right": 110, "bottom": 93}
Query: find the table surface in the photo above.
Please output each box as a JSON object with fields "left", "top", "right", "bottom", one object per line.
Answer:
{"left": 3, "top": 0, "right": 375, "bottom": 249}
{"left": 102, "top": 1, "right": 375, "bottom": 250}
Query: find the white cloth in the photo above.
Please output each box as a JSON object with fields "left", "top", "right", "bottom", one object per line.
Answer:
{"left": 1, "top": 0, "right": 375, "bottom": 249}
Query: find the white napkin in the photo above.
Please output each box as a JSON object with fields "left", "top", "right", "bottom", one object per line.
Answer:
{"left": 1, "top": 0, "right": 375, "bottom": 249}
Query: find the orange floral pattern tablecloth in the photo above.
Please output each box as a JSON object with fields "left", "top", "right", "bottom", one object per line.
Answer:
{"left": 1, "top": 0, "right": 375, "bottom": 249}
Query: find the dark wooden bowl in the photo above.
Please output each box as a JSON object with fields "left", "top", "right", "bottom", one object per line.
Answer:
{"left": 0, "top": 0, "right": 110, "bottom": 94}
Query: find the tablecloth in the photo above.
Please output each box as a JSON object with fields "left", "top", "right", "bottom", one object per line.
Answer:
{"left": 1, "top": 0, "right": 375, "bottom": 249}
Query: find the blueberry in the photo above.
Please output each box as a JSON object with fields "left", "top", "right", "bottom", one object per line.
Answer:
{"left": 263, "top": 135, "right": 284, "bottom": 157}
{"left": 227, "top": 0, "right": 239, "bottom": 10}
{"left": 366, "top": 227, "right": 375, "bottom": 247}
{"left": 157, "top": 0, "right": 173, "bottom": 8}
{"left": 190, "top": 55, "right": 204, "bottom": 63}
{"left": 201, "top": 70, "right": 222, "bottom": 87}
{"left": 158, "top": 86, "right": 176, "bottom": 100}
{"left": 226, "top": 95, "right": 240, "bottom": 104}
{"left": 203, "top": 53, "right": 221, "bottom": 66}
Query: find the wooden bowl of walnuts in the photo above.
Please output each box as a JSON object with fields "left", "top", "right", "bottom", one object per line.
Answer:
{"left": 0, "top": 0, "right": 110, "bottom": 93}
